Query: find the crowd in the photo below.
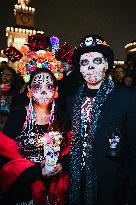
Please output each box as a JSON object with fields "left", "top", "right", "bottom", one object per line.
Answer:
{"left": 0, "top": 33, "right": 136, "bottom": 205}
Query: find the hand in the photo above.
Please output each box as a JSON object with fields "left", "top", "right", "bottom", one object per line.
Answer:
{"left": 42, "top": 163, "right": 62, "bottom": 177}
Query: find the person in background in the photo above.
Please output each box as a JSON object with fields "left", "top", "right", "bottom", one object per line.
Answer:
{"left": 0, "top": 33, "right": 70, "bottom": 205}
{"left": 123, "top": 74, "right": 135, "bottom": 89}
{"left": 124, "top": 59, "right": 136, "bottom": 85}
{"left": 66, "top": 34, "right": 136, "bottom": 205}
{"left": 0, "top": 66, "right": 19, "bottom": 130}
{"left": 112, "top": 65, "right": 126, "bottom": 85}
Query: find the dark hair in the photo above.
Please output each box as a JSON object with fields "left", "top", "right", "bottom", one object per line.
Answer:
{"left": 114, "top": 65, "right": 125, "bottom": 72}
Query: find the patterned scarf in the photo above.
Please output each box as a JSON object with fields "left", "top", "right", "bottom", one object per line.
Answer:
{"left": 69, "top": 76, "right": 114, "bottom": 205}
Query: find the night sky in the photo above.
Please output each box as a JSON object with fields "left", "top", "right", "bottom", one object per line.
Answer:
{"left": 0, "top": 0, "right": 136, "bottom": 60}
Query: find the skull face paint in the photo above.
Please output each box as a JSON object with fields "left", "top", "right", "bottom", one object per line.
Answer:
{"left": 30, "top": 72, "right": 55, "bottom": 104}
{"left": 45, "top": 144, "right": 60, "bottom": 166}
{"left": 80, "top": 52, "right": 108, "bottom": 86}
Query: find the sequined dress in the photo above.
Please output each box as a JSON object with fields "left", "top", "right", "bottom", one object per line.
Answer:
{"left": 16, "top": 124, "right": 48, "bottom": 164}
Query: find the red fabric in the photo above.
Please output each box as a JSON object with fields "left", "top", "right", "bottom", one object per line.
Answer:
{"left": 59, "top": 130, "right": 71, "bottom": 158}
{"left": 31, "top": 180, "right": 46, "bottom": 205}
{"left": 0, "top": 131, "right": 23, "bottom": 159}
{"left": 0, "top": 131, "right": 34, "bottom": 193}
{"left": 49, "top": 172, "right": 69, "bottom": 205}
{"left": 0, "top": 158, "right": 34, "bottom": 193}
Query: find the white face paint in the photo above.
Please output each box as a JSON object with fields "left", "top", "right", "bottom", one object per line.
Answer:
{"left": 80, "top": 52, "right": 108, "bottom": 86}
{"left": 30, "top": 72, "right": 55, "bottom": 105}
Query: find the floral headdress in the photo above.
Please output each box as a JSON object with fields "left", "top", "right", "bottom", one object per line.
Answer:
{"left": 4, "top": 33, "right": 64, "bottom": 131}
{"left": 4, "top": 33, "right": 63, "bottom": 83}
{"left": 20, "top": 33, "right": 63, "bottom": 83}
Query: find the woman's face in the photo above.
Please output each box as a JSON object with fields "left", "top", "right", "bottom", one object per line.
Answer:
{"left": 2, "top": 69, "right": 13, "bottom": 84}
{"left": 30, "top": 72, "right": 55, "bottom": 105}
{"left": 79, "top": 52, "right": 108, "bottom": 85}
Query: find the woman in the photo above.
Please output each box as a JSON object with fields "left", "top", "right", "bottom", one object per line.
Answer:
{"left": 0, "top": 66, "right": 20, "bottom": 130}
{"left": 0, "top": 34, "right": 70, "bottom": 205}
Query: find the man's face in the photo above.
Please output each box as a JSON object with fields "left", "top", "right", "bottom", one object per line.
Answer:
{"left": 30, "top": 72, "right": 55, "bottom": 104}
{"left": 124, "top": 76, "right": 133, "bottom": 87}
{"left": 79, "top": 52, "right": 108, "bottom": 85}
{"left": 114, "top": 67, "right": 125, "bottom": 83}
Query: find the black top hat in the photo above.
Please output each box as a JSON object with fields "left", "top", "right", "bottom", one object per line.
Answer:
{"left": 72, "top": 34, "right": 114, "bottom": 70}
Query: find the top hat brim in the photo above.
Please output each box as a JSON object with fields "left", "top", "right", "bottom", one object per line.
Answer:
{"left": 72, "top": 44, "right": 114, "bottom": 70}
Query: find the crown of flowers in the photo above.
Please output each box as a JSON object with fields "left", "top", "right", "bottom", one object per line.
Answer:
{"left": 20, "top": 34, "right": 63, "bottom": 83}
{"left": 19, "top": 49, "right": 64, "bottom": 83}
{"left": 4, "top": 33, "right": 63, "bottom": 83}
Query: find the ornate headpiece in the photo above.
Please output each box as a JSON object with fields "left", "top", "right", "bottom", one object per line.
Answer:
{"left": 19, "top": 49, "right": 63, "bottom": 83}
{"left": 4, "top": 33, "right": 63, "bottom": 83}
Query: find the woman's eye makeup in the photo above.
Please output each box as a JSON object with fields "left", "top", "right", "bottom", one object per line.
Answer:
{"left": 31, "top": 84, "right": 42, "bottom": 90}
{"left": 46, "top": 85, "right": 54, "bottom": 90}
{"left": 31, "top": 84, "right": 54, "bottom": 91}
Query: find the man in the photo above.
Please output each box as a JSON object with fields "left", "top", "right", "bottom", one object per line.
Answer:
{"left": 113, "top": 65, "right": 126, "bottom": 84}
{"left": 67, "top": 34, "right": 136, "bottom": 205}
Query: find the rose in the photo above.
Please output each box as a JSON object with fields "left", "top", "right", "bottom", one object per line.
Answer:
{"left": 27, "top": 33, "right": 51, "bottom": 51}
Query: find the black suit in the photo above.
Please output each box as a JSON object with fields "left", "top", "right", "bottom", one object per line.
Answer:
{"left": 66, "top": 84, "right": 136, "bottom": 205}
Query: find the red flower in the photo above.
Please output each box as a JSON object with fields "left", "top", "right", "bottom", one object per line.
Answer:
{"left": 55, "top": 43, "right": 75, "bottom": 64}
{"left": 27, "top": 33, "right": 51, "bottom": 51}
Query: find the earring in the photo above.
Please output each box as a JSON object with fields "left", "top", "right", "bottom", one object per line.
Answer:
{"left": 53, "top": 90, "right": 58, "bottom": 98}
{"left": 27, "top": 90, "right": 33, "bottom": 98}
{"left": 49, "top": 99, "right": 55, "bottom": 127}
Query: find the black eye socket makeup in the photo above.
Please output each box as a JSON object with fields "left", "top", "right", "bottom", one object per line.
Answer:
{"left": 80, "top": 59, "right": 89, "bottom": 66}
{"left": 93, "top": 57, "right": 103, "bottom": 64}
